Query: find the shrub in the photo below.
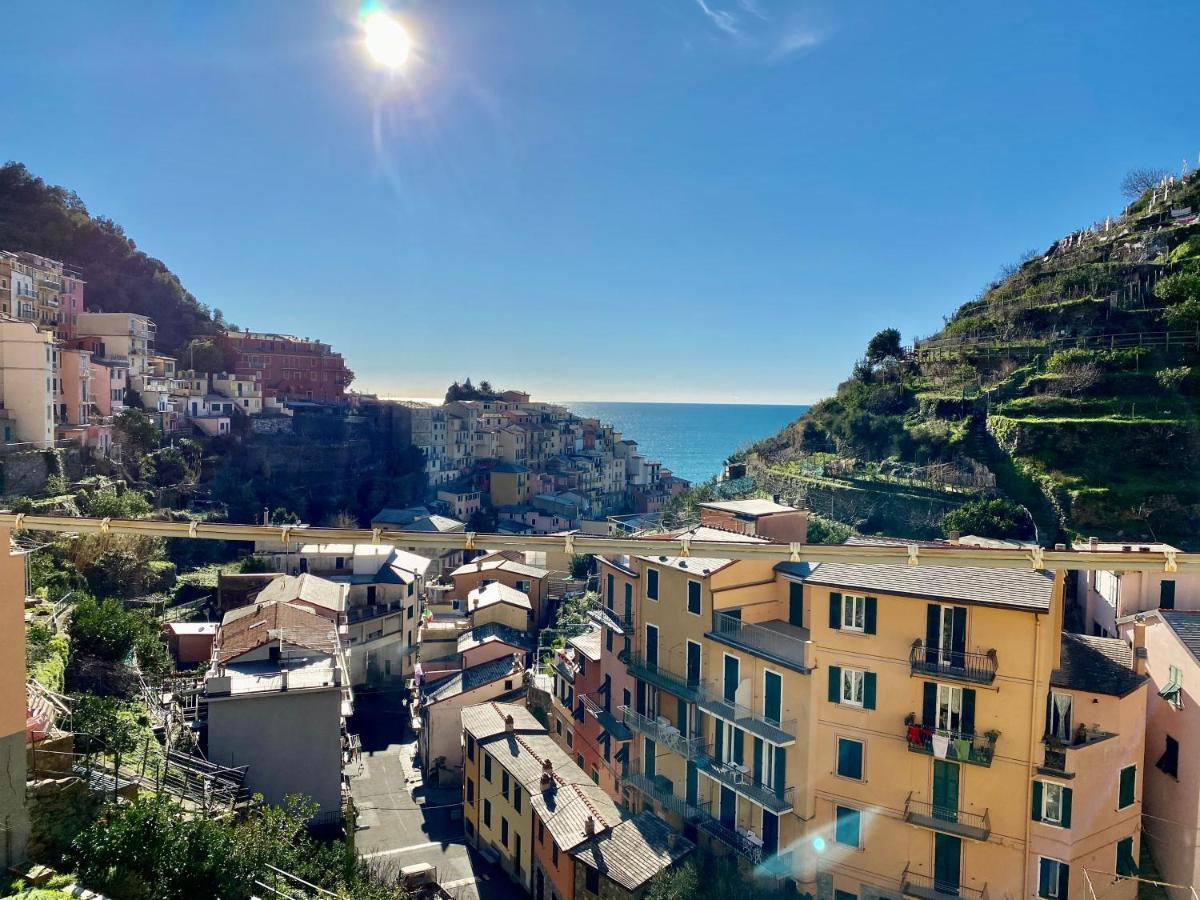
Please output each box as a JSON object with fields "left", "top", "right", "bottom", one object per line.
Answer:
{"left": 941, "top": 497, "right": 1033, "bottom": 541}
{"left": 1156, "top": 366, "right": 1193, "bottom": 392}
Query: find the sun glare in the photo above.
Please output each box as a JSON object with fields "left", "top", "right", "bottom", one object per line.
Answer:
{"left": 363, "top": 10, "right": 410, "bottom": 69}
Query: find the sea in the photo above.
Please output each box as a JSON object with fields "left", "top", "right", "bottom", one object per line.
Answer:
{"left": 561, "top": 402, "right": 809, "bottom": 485}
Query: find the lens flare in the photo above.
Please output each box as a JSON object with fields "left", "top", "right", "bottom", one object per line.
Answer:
{"left": 363, "top": 10, "right": 410, "bottom": 69}
{"left": 812, "top": 836, "right": 827, "bottom": 853}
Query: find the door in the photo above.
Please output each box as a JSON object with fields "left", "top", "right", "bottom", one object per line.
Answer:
{"left": 646, "top": 624, "right": 659, "bottom": 668}
{"left": 687, "top": 641, "right": 702, "bottom": 688}
{"left": 788, "top": 582, "right": 803, "bottom": 627}
{"left": 933, "top": 833, "right": 961, "bottom": 894}
{"left": 723, "top": 655, "right": 739, "bottom": 703}
{"left": 1161, "top": 580, "right": 1176, "bottom": 610}
{"left": 932, "top": 760, "right": 960, "bottom": 823}
{"left": 624, "top": 583, "right": 633, "bottom": 623}
{"left": 936, "top": 684, "right": 963, "bottom": 733}
{"left": 941, "top": 606, "right": 967, "bottom": 670}
{"left": 686, "top": 762, "right": 698, "bottom": 807}
{"left": 762, "top": 810, "right": 779, "bottom": 857}
{"left": 719, "top": 785, "right": 736, "bottom": 828}
{"left": 764, "top": 671, "right": 782, "bottom": 726}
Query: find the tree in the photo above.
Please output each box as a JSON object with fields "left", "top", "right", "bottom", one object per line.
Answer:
{"left": 1121, "top": 167, "right": 1169, "bottom": 200}
{"left": 941, "top": 497, "right": 1032, "bottom": 541}
{"left": 865, "top": 328, "right": 902, "bottom": 363}
{"left": 180, "top": 337, "right": 228, "bottom": 374}
{"left": 114, "top": 409, "right": 161, "bottom": 458}
{"left": 478, "top": 380, "right": 494, "bottom": 395}
{"left": 69, "top": 696, "right": 140, "bottom": 799}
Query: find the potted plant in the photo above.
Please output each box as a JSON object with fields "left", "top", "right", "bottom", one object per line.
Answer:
{"left": 984, "top": 729, "right": 1001, "bottom": 744}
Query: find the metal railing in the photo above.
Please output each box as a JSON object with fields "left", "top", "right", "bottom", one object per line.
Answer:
{"left": 697, "top": 817, "right": 764, "bottom": 865}
{"left": 620, "top": 706, "right": 706, "bottom": 760}
{"left": 708, "top": 611, "right": 810, "bottom": 671}
{"left": 910, "top": 643, "right": 997, "bottom": 685}
{"left": 699, "top": 751, "right": 795, "bottom": 813}
{"left": 589, "top": 605, "right": 634, "bottom": 634}
{"left": 905, "top": 723, "right": 996, "bottom": 768}
{"left": 696, "top": 685, "right": 797, "bottom": 744}
{"left": 623, "top": 771, "right": 708, "bottom": 822}
{"left": 903, "top": 794, "right": 990, "bottom": 841}
{"left": 346, "top": 600, "right": 402, "bottom": 624}
{"left": 900, "top": 866, "right": 986, "bottom": 900}
{"left": 581, "top": 693, "right": 631, "bottom": 739}
{"left": 626, "top": 652, "right": 702, "bottom": 702}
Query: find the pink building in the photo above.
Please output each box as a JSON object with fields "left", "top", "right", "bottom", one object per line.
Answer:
{"left": 56, "top": 347, "right": 92, "bottom": 426}
{"left": 89, "top": 359, "right": 126, "bottom": 418}
{"left": 57, "top": 266, "right": 84, "bottom": 341}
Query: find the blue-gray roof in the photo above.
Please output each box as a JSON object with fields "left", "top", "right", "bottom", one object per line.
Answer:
{"left": 423, "top": 655, "right": 519, "bottom": 705}
{"left": 1161, "top": 611, "right": 1200, "bottom": 664}
{"left": 1051, "top": 632, "right": 1145, "bottom": 697}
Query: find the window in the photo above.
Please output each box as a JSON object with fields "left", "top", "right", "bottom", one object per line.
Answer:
{"left": 1037, "top": 858, "right": 1068, "bottom": 899}
{"left": 1047, "top": 691, "right": 1073, "bottom": 741}
{"left": 502, "top": 770, "right": 510, "bottom": 800}
{"left": 514, "top": 785, "right": 522, "bottom": 812}
{"left": 1032, "top": 781, "right": 1072, "bottom": 827}
{"left": 1116, "top": 836, "right": 1138, "bottom": 877}
{"left": 567, "top": 730, "right": 573, "bottom": 748}
{"left": 841, "top": 669, "right": 865, "bottom": 707}
{"left": 484, "top": 755, "right": 493, "bottom": 781}
{"left": 647, "top": 568, "right": 659, "bottom": 601}
{"left": 834, "top": 806, "right": 861, "bottom": 848}
{"left": 538, "top": 819, "right": 544, "bottom": 844}
{"left": 552, "top": 843, "right": 559, "bottom": 866}
{"left": 836, "top": 737, "right": 864, "bottom": 780}
{"left": 606, "top": 628, "right": 613, "bottom": 653}
{"left": 1161, "top": 579, "right": 1176, "bottom": 610}
{"left": 687, "top": 580, "right": 701, "bottom": 615}
{"left": 842, "top": 594, "right": 865, "bottom": 631}
{"left": 501, "top": 817, "right": 509, "bottom": 847}
{"left": 577, "top": 753, "right": 584, "bottom": 769}
{"left": 1118, "top": 765, "right": 1136, "bottom": 809}
{"left": 466, "top": 735, "right": 476, "bottom": 762}
{"left": 467, "top": 779, "right": 475, "bottom": 804}
{"left": 555, "top": 718, "right": 563, "bottom": 736}
{"left": 585, "top": 867, "right": 600, "bottom": 894}
{"left": 1157, "top": 735, "right": 1179, "bottom": 778}
{"left": 607, "top": 573, "right": 614, "bottom": 605}
{"left": 483, "top": 799, "right": 492, "bottom": 827}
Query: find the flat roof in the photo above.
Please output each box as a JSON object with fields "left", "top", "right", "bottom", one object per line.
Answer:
{"left": 699, "top": 499, "right": 799, "bottom": 516}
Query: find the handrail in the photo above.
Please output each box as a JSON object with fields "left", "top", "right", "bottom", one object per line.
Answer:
{"left": 700, "top": 749, "right": 795, "bottom": 811}
{"left": 904, "top": 793, "right": 990, "bottom": 836}
{"left": 620, "top": 706, "right": 706, "bottom": 759}
{"left": 709, "top": 611, "right": 809, "bottom": 670}
{"left": 909, "top": 642, "right": 997, "bottom": 685}
{"left": 0, "top": 513, "right": 1193, "bottom": 572}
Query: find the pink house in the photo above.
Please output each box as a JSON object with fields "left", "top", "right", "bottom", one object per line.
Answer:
{"left": 56, "top": 347, "right": 92, "bottom": 426}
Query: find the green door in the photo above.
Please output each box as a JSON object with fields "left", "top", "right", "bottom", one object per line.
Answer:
{"left": 932, "top": 760, "right": 960, "bottom": 823}
{"left": 788, "top": 582, "right": 803, "bottom": 626}
{"left": 764, "top": 671, "right": 782, "bottom": 726}
{"left": 933, "top": 833, "right": 961, "bottom": 895}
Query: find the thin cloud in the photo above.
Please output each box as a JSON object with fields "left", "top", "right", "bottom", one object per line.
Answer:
{"left": 768, "top": 27, "right": 826, "bottom": 62}
{"left": 693, "top": 0, "right": 742, "bottom": 37}
{"left": 737, "top": 0, "right": 768, "bottom": 19}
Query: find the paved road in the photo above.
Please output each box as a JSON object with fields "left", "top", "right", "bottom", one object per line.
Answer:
{"left": 348, "top": 691, "right": 525, "bottom": 900}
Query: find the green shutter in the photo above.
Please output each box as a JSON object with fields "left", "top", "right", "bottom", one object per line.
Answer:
{"left": 829, "top": 593, "right": 842, "bottom": 630}
{"left": 1057, "top": 862, "right": 1070, "bottom": 898}
{"left": 828, "top": 666, "right": 841, "bottom": 703}
{"left": 753, "top": 737, "right": 763, "bottom": 782}
{"left": 922, "top": 682, "right": 937, "bottom": 726}
{"left": 1119, "top": 765, "right": 1136, "bottom": 808}
{"left": 733, "top": 728, "right": 744, "bottom": 766}
{"left": 1060, "top": 787, "right": 1072, "bottom": 828}
{"left": 765, "top": 671, "right": 782, "bottom": 723}
{"left": 863, "top": 672, "right": 877, "bottom": 710}
{"left": 864, "top": 596, "right": 877, "bottom": 634}
{"left": 1031, "top": 780, "right": 1043, "bottom": 822}
{"left": 1038, "top": 859, "right": 1052, "bottom": 897}
{"left": 1117, "top": 836, "right": 1138, "bottom": 876}
{"left": 961, "top": 688, "right": 976, "bottom": 736}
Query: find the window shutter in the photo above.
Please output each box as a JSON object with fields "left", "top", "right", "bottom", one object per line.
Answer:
{"left": 925, "top": 603, "right": 940, "bottom": 650}
{"left": 829, "top": 593, "right": 842, "bottom": 630}
{"left": 1031, "top": 780, "right": 1043, "bottom": 822}
{"left": 1057, "top": 862, "right": 1070, "bottom": 898}
{"left": 753, "top": 737, "right": 763, "bottom": 783}
{"left": 1119, "top": 765, "right": 1136, "bottom": 808}
{"left": 828, "top": 666, "right": 841, "bottom": 703}
{"left": 961, "top": 688, "right": 976, "bottom": 736}
{"left": 922, "top": 682, "right": 936, "bottom": 726}
{"left": 773, "top": 746, "right": 786, "bottom": 797}
{"left": 733, "top": 728, "right": 744, "bottom": 766}
{"left": 863, "top": 672, "right": 877, "bottom": 710}
{"left": 1037, "top": 860, "right": 1052, "bottom": 897}
{"left": 864, "top": 597, "right": 877, "bottom": 635}
{"left": 714, "top": 724, "right": 723, "bottom": 761}
{"left": 1061, "top": 787, "right": 1072, "bottom": 828}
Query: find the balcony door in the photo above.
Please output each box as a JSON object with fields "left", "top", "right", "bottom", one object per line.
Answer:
{"left": 646, "top": 623, "right": 659, "bottom": 668}
{"left": 762, "top": 810, "right": 779, "bottom": 856}
{"left": 719, "top": 785, "right": 736, "bottom": 828}
{"left": 927, "top": 603, "right": 966, "bottom": 669}
{"left": 933, "top": 833, "right": 961, "bottom": 895}
{"left": 932, "top": 760, "right": 959, "bottom": 823}
{"left": 687, "top": 641, "right": 702, "bottom": 690}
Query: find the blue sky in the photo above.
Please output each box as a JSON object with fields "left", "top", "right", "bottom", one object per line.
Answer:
{"left": 4, "top": 1, "right": 1199, "bottom": 403}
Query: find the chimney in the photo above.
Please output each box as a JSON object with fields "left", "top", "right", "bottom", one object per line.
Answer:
{"left": 505, "top": 714, "right": 514, "bottom": 733}
{"left": 947, "top": 531, "right": 961, "bottom": 543}
{"left": 1132, "top": 616, "right": 1149, "bottom": 676}
{"left": 1088, "top": 536, "right": 1099, "bottom": 551}
{"left": 540, "top": 758, "right": 554, "bottom": 791}
{"left": 584, "top": 816, "right": 595, "bottom": 838}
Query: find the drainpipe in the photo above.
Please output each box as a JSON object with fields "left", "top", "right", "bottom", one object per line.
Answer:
{"left": 1022, "top": 607, "right": 1044, "bottom": 899}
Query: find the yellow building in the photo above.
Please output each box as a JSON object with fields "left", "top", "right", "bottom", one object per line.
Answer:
{"left": 491, "top": 462, "right": 532, "bottom": 507}
{"left": 598, "top": 530, "right": 1148, "bottom": 899}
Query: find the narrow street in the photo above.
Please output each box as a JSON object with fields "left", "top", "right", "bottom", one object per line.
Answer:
{"left": 347, "top": 691, "right": 526, "bottom": 900}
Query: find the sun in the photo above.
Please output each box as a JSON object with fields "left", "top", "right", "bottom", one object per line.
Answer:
{"left": 363, "top": 10, "right": 410, "bottom": 69}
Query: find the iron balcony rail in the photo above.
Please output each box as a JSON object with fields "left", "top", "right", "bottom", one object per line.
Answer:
{"left": 900, "top": 866, "right": 986, "bottom": 900}
{"left": 623, "top": 772, "right": 708, "bottom": 822}
{"left": 589, "top": 605, "right": 634, "bottom": 634}
{"left": 708, "top": 611, "right": 811, "bottom": 672}
{"left": 346, "top": 601, "right": 403, "bottom": 624}
{"left": 696, "top": 685, "right": 797, "bottom": 745}
{"left": 626, "top": 653, "right": 703, "bottom": 703}
{"left": 697, "top": 817, "right": 763, "bottom": 865}
{"left": 905, "top": 722, "right": 996, "bottom": 768}
{"left": 909, "top": 643, "right": 997, "bottom": 685}
{"left": 581, "top": 693, "right": 632, "bottom": 741}
{"left": 698, "top": 751, "right": 795, "bottom": 814}
{"left": 619, "top": 706, "right": 706, "bottom": 760}
{"left": 903, "top": 794, "right": 991, "bottom": 842}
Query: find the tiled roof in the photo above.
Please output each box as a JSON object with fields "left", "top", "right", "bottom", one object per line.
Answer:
{"left": 469, "top": 582, "right": 532, "bottom": 612}
{"left": 423, "top": 655, "right": 520, "bottom": 705}
{"left": 460, "top": 702, "right": 543, "bottom": 740}
{"left": 638, "top": 525, "right": 766, "bottom": 575}
{"left": 255, "top": 573, "right": 346, "bottom": 613}
{"left": 1051, "top": 632, "right": 1146, "bottom": 697}
{"left": 699, "top": 499, "right": 797, "bottom": 517}
{"left": 216, "top": 600, "right": 338, "bottom": 664}
{"left": 451, "top": 558, "right": 548, "bottom": 579}
{"left": 458, "top": 622, "right": 534, "bottom": 654}
{"left": 568, "top": 626, "right": 602, "bottom": 662}
{"left": 492, "top": 461, "right": 531, "bottom": 474}
{"left": 1160, "top": 611, "right": 1200, "bottom": 664}
{"left": 573, "top": 811, "right": 694, "bottom": 891}
{"left": 402, "top": 515, "right": 465, "bottom": 533}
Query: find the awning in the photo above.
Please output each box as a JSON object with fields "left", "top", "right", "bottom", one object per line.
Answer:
{"left": 1158, "top": 675, "right": 1182, "bottom": 704}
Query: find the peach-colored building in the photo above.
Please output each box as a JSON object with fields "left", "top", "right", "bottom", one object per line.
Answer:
{"left": 89, "top": 357, "right": 126, "bottom": 417}
{"left": 0, "top": 528, "right": 29, "bottom": 868}
{"left": 56, "top": 346, "right": 92, "bottom": 426}
{"left": 450, "top": 555, "right": 551, "bottom": 628}
{"left": 697, "top": 499, "right": 810, "bottom": 543}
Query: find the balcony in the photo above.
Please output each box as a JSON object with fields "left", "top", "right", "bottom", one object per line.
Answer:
{"left": 347, "top": 601, "right": 403, "bottom": 624}
{"left": 905, "top": 722, "right": 996, "bottom": 768}
{"left": 581, "top": 693, "right": 632, "bottom": 741}
{"left": 1037, "top": 728, "right": 1117, "bottom": 779}
{"left": 626, "top": 652, "right": 702, "bottom": 703}
{"left": 589, "top": 605, "right": 634, "bottom": 635}
{"left": 697, "top": 685, "right": 796, "bottom": 746}
{"left": 909, "top": 643, "right": 997, "bottom": 686}
{"left": 624, "top": 772, "right": 707, "bottom": 822}
{"left": 697, "top": 817, "right": 764, "bottom": 865}
{"left": 903, "top": 794, "right": 990, "bottom": 842}
{"left": 706, "top": 611, "right": 812, "bottom": 673}
{"left": 620, "top": 706, "right": 706, "bottom": 760}
{"left": 698, "top": 751, "right": 795, "bottom": 814}
{"left": 900, "top": 867, "right": 986, "bottom": 900}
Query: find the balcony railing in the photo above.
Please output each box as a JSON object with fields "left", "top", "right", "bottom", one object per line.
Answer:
{"left": 589, "top": 605, "right": 634, "bottom": 635}
{"left": 697, "top": 817, "right": 763, "bottom": 865}
{"left": 347, "top": 601, "right": 402, "bottom": 624}
{"left": 620, "top": 706, "right": 706, "bottom": 760}
{"left": 905, "top": 722, "right": 995, "bottom": 768}
{"left": 903, "top": 794, "right": 990, "bottom": 842}
{"left": 626, "top": 653, "right": 702, "bottom": 702}
{"left": 909, "top": 643, "right": 997, "bottom": 686}
{"left": 624, "top": 772, "right": 707, "bottom": 822}
{"left": 698, "top": 751, "right": 795, "bottom": 814}
{"left": 581, "top": 693, "right": 632, "bottom": 741}
{"left": 697, "top": 685, "right": 796, "bottom": 746}
{"left": 707, "top": 611, "right": 811, "bottom": 672}
{"left": 900, "top": 867, "right": 986, "bottom": 900}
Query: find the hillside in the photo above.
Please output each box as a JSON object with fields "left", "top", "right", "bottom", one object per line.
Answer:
{"left": 0, "top": 162, "right": 217, "bottom": 354}
{"left": 738, "top": 169, "right": 1200, "bottom": 548}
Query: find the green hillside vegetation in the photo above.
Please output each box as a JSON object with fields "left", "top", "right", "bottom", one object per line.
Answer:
{"left": 737, "top": 169, "right": 1200, "bottom": 547}
{"left": 0, "top": 162, "right": 220, "bottom": 354}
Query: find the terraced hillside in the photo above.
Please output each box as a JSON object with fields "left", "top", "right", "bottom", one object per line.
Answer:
{"left": 738, "top": 170, "right": 1200, "bottom": 547}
